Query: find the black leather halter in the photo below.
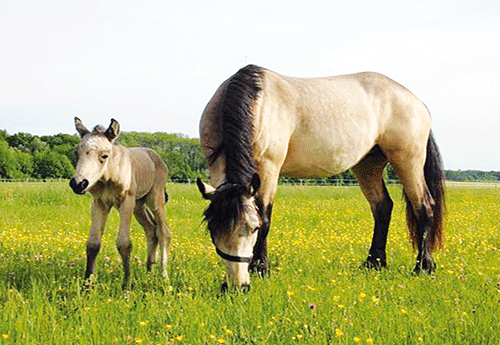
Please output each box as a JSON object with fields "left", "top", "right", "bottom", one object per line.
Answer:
{"left": 215, "top": 247, "right": 253, "bottom": 263}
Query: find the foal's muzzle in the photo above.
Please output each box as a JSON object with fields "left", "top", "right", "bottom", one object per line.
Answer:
{"left": 69, "top": 178, "right": 89, "bottom": 195}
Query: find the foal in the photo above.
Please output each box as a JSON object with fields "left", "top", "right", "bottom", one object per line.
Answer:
{"left": 70, "top": 117, "right": 171, "bottom": 288}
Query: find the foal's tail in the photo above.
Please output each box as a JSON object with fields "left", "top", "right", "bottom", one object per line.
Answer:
{"left": 406, "top": 132, "right": 446, "bottom": 252}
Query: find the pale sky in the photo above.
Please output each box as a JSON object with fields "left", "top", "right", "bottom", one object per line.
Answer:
{"left": 1, "top": 1, "right": 499, "bottom": 170}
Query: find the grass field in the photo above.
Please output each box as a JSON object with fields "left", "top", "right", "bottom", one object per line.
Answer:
{"left": 0, "top": 181, "right": 499, "bottom": 344}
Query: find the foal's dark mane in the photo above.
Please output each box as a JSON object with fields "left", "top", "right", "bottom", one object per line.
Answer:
{"left": 204, "top": 65, "right": 264, "bottom": 236}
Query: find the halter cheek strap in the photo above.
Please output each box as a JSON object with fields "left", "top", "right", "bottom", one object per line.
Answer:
{"left": 216, "top": 247, "right": 253, "bottom": 263}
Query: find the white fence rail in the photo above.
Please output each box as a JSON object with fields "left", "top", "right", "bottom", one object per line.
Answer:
{"left": 1, "top": 178, "right": 499, "bottom": 187}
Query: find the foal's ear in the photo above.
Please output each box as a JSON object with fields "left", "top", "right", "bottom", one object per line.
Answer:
{"left": 105, "top": 118, "right": 120, "bottom": 142}
{"left": 248, "top": 173, "right": 261, "bottom": 196}
{"left": 197, "top": 178, "right": 216, "bottom": 200}
{"left": 74, "top": 117, "right": 90, "bottom": 137}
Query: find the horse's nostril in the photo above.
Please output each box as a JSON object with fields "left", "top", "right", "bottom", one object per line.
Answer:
{"left": 69, "top": 178, "right": 89, "bottom": 195}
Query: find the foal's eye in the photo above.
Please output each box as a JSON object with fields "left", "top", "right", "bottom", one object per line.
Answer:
{"left": 101, "top": 154, "right": 108, "bottom": 160}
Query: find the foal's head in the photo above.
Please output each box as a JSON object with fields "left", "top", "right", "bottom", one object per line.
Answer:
{"left": 69, "top": 117, "right": 120, "bottom": 195}
{"left": 197, "top": 173, "right": 263, "bottom": 287}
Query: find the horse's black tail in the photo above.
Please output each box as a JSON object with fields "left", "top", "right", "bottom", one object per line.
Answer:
{"left": 164, "top": 189, "right": 169, "bottom": 203}
{"left": 406, "top": 131, "right": 446, "bottom": 252}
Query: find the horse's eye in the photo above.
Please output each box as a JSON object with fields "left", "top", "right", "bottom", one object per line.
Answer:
{"left": 102, "top": 154, "right": 108, "bottom": 160}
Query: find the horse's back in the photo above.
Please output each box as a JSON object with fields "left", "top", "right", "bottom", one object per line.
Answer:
{"left": 253, "top": 70, "right": 430, "bottom": 177}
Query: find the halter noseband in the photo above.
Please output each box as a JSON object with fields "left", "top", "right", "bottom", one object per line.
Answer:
{"left": 215, "top": 247, "right": 253, "bottom": 263}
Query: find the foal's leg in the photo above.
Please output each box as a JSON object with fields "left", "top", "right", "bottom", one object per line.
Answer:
{"left": 117, "top": 194, "right": 135, "bottom": 289}
{"left": 352, "top": 152, "right": 393, "bottom": 268}
{"left": 133, "top": 200, "right": 158, "bottom": 272}
{"left": 147, "top": 189, "right": 170, "bottom": 279}
{"left": 85, "top": 198, "right": 111, "bottom": 281}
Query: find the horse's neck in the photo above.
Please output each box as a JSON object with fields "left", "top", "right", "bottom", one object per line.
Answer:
{"left": 104, "top": 145, "right": 132, "bottom": 186}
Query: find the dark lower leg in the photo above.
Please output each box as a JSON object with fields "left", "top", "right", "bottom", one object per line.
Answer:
{"left": 365, "top": 186, "right": 393, "bottom": 269}
{"left": 250, "top": 204, "right": 273, "bottom": 275}
{"left": 85, "top": 243, "right": 100, "bottom": 279}
{"left": 413, "top": 208, "right": 435, "bottom": 273}
{"left": 118, "top": 241, "right": 133, "bottom": 289}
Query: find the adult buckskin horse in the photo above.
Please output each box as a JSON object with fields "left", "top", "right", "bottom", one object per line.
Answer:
{"left": 70, "top": 117, "right": 171, "bottom": 288}
{"left": 197, "top": 65, "right": 445, "bottom": 288}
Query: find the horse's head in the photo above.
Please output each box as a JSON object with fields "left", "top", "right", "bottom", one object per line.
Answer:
{"left": 197, "top": 173, "right": 263, "bottom": 288}
{"left": 69, "top": 117, "right": 119, "bottom": 195}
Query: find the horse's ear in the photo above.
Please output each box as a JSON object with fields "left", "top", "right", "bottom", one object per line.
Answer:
{"left": 248, "top": 173, "right": 261, "bottom": 196}
{"left": 197, "top": 178, "right": 216, "bottom": 200}
{"left": 74, "top": 117, "right": 90, "bottom": 137}
{"left": 105, "top": 118, "right": 120, "bottom": 142}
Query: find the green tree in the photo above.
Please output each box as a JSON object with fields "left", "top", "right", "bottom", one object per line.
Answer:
{"left": 33, "top": 149, "right": 74, "bottom": 179}
{"left": 0, "top": 139, "right": 18, "bottom": 179}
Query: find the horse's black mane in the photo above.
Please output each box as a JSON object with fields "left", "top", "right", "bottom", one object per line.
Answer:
{"left": 209, "top": 64, "right": 263, "bottom": 185}
{"left": 204, "top": 65, "right": 264, "bottom": 236}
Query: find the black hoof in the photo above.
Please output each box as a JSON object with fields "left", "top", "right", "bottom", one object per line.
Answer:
{"left": 249, "top": 259, "right": 269, "bottom": 277}
{"left": 363, "top": 256, "right": 387, "bottom": 270}
{"left": 413, "top": 259, "right": 436, "bottom": 274}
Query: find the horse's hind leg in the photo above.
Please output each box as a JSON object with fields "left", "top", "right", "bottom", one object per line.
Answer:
{"left": 147, "top": 188, "right": 171, "bottom": 278}
{"left": 352, "top": 148, "right": 393, "bottom": 268}
{"left": 389, "top": 153, "right": 436, "bottom": 273}
{"left": 133, "top": 200, "right": 158, "bottom": 272}
{"left": 117, "top": 195, "right": 135, "bottom": 289}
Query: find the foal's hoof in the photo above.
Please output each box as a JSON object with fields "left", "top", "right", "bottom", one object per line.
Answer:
{"left": 363, "top": 257, "right": 387, "bottom": 270}
{"left": 220, "top": 282, "right": 251, "bottom": 293}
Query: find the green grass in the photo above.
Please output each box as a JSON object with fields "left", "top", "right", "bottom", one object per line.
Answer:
{"left": 0, "top": 182, "right": 499, "bottom": 344}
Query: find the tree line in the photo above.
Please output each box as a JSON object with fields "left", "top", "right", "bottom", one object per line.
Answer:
{"left": 0, "top": 129, "right": 498, "bottom": 183}
{"left": 0, "top": 130, "right": 207, "bottom": 181}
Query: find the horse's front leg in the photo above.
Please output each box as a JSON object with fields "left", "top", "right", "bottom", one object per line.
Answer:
{"left": 117, "top": 195, "right": 135, "bottom": 289}
{"left": 250, "top": 203, "right": 273, "bottom": 276}
{"left": 85, "top": 199, "right": 111, "bottom": 282}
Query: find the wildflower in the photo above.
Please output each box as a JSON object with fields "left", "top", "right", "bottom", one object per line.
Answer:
{"left": 139, "top": 321, "right": 148, "bottom": 327}
{"left": 400, "top": 308, "right": 408, "bottom": 314}
{"left": 338, "top": 304, "right": 345, "bottom": 309}
{"left": 165, "top": 324, "right": 173, "bottom": 330}
{"left": 418, "top": 335, "right": 424, "bottom": 342}
{"left": 225, "top": 329, "right": 233, "bottom": 336}
{"left": 175, "top": 335, "right": 184, "bottom": 342}
{"left": 209, "top": 335, "right": 216, "bottom": 340}
{"left": 335, "top": 328, "right": 344, "bottom": 338}
{"left": 134, "top": 338, "right": 143, "bottom": 344}
{"left": 371, "top": 295, "right": 379, "bottom": 303}
{"left": 2, "top": 334, "right": 8, "bottom": 340}
{"left": 217, "top": 337, "right": 226, "bottom": 344}
{"left": 367, "top": 337, "right": 374, "bottom": 344}
{"left": 296, "top": 334, "right": 303, "bottom": 340}
{"left": 358, "top": 292, "right": 367, "bottom": 300}
{"left": 354, "top": 336, "right": 362, "bottom": 342}
{"left": 287, "top": 290, "right": 295, "bottom": 298}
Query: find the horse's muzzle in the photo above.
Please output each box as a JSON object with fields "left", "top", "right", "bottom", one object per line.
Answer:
{"left": 69, "top": 178, "right": 89, "bottom": 195}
